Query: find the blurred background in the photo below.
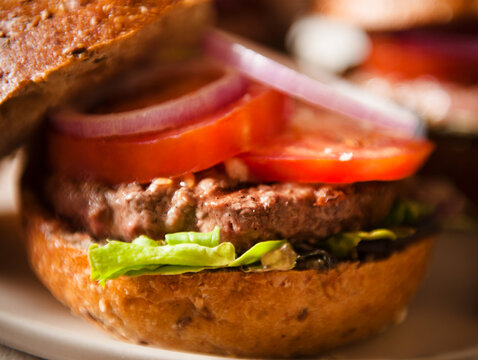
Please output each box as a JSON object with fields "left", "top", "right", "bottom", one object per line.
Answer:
{"left": 216, "top": 0, "right": 478, "bottom": 213}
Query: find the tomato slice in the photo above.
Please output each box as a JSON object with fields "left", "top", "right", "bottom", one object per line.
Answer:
{"left": 48, "top": 84, "right": 287, "bottom": 184}
{"left": 364, "top": 33, "right": 478, "bottom": 83}
{"left": 239, "top": 104, "right": 434, "bottom": 183}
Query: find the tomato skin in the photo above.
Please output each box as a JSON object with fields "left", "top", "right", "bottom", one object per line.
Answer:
{"left": 364, "top": 34, "right": 478, "bottom": 83}
{"left": 241, "top": 146, "right": 433, "bottom": 183}
{"left": 48, "top": 85, "right": 287, "bottom": 184}
{"left": 239, "top": 106, "right": 434, "bottom": 183}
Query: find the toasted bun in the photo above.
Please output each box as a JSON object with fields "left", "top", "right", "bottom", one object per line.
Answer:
{"left": 316, "top": 0, "right": 478, "bottom": 30}
{"left": 0, "top": 0, "right": 212, "bottom": 159}
{"left": 22, "top": 187, "right": 435, "bottom": 358}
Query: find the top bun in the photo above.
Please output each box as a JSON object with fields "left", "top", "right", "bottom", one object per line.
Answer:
{"left": 0, "top": 0, "right": 212, "bottom": 159}
{"left": 316, "top": 0, "right": 478, "bottom": 31}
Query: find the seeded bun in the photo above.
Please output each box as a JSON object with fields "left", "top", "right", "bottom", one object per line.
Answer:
{"left": 0, "top": 0, "right": 212, "bottom": 159}
{"left": 316, "top": 0, "right": 478, "bottom": 30}
{"left": 22, "top": 184, "right": 435, "bottom": 358}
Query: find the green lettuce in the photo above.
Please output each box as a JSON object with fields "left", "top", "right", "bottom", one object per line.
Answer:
{"left": 89, "top": 227, "right": 291, "bottom": 285}
{"left": 89, "top": 241, "right": 235, "bottom": 285}
{"left": 383, "top": 199, "right": 433, "bottom": 227}
{"left": 326, "top": 228, "right": 402, "bottom": 259}
{"left": 324, "top": 199, "right": 432, "bottom": 259}
{"left": 165, "top": 226, "right": 220, "bottom": 247}
{"left": 89, "top": 199, "right": 432, "bottom": 285}
{"left": 229, "top": 240, "right": 287, "bottom": 267}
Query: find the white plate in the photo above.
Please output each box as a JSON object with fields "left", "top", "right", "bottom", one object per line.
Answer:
{"left": 0, "top": 157, "right": 477, "bottom": 360}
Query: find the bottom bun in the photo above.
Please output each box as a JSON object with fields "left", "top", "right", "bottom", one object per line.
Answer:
{"left": 22, "top": 187, "right": 435, "bottom": 358}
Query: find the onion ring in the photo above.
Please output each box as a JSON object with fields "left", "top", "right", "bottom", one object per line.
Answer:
{"left": 50, "top": 62, "right": 249, "bottom": 138}
{"left": 202, "top": 28, "right": 425, "bottom": 138}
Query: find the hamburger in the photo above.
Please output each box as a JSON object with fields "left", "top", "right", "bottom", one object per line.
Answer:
{"left": 289, "top": 0, "right": 478, "bottom": 204}
{"left": 3, "top": 0, "right": 435, "bottom": 357}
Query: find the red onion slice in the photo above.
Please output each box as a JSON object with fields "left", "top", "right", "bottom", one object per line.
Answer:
{"left": 203, "top": 28, "right": 425, "bottom": 138}
{"left": 50, "top": 65, "right": 249, "bottom": 138}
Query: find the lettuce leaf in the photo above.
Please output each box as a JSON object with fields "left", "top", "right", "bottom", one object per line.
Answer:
{"left": 89, "top": 241, "right": 235, "bottom": 285}
{"left": 383, "top": 199, "right": 433, "bottom": 227}
{"left": 89, "top": 229, "right": 290, "bottom": 285}
{"left": 229, "top": 240, "right": 287, "bottom": 267}
{"left": 89, "top": 199, "right": 430, "bottom": 285}
{"left": 324, "top": 199, "right": 432, "bottom": 259}
{"left": 326, "top": 228, "right": 413, "bottom": 259}
{"left": 165, "top": 227, "right": 220, "bottom": 247}
{"left": 124, "top": 265, "right": 211, "bottom": 277}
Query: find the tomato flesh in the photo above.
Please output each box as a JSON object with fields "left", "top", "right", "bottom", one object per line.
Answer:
{"left": 239, "top": 104, "right": 434, "bottom": 183}
{"left": 48, "top": 84, "right": 287, "bottom": 184}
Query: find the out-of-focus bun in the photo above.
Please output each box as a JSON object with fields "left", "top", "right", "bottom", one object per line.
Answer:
{"left": 0, "top": 0, "right": 212, "bottom": 159}
{"left": 316, "top": 0, "right": 478, "bottom": 30}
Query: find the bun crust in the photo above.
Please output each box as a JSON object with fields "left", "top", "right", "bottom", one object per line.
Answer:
{"left": 22, "top": 188, "right": 435, "bottom": 358}
{"left": 316, "top": 0, "right": 478, "bottom": 30}
{"left": 0, "top": 0, "right": 212, "bottom": 159}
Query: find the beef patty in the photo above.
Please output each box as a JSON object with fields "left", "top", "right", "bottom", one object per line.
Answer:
{"left": 44, "top": 169, "right": 399, "bottom": 252}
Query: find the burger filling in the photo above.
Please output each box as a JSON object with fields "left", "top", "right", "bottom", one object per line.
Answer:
{"left": 43, "top": 51, "right": 433, "bottom": 285}
{"left": 40, "top": 163, "right": 432, "bottom": 286}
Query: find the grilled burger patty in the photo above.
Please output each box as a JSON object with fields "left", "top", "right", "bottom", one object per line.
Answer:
{"left": 44, "top": 168, "right": 399, "bottom": 252}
